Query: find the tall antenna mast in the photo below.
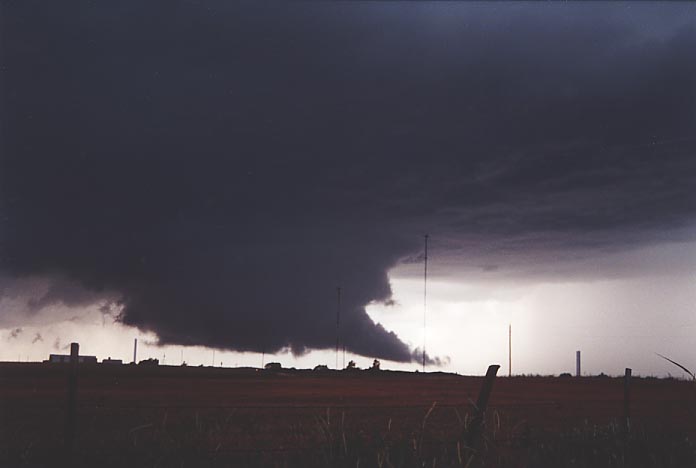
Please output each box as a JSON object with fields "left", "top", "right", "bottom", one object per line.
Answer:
{"left": 336, "top": 286, "right": 341, "bottom": 370}
{"left": 423, "top": 234, "right": 429, "bottom": 373}
{"left": 508, "top": 324, "right": 512, "bottom": 377}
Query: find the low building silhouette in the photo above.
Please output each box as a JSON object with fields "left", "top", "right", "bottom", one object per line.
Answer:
{"left": 47, "top": 354, "right": 97, "bottom": 364}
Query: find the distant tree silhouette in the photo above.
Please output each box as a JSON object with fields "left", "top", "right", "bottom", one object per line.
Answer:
{"left": 371, "top": 359, "right": 381, "bottom": 371}
{"left": 138, "top": 358, "right": 159, "bottom": 366}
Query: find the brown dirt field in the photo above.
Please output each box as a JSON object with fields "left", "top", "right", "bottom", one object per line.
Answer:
{"left": 1, "top": 363, "right": 695, "bottom": 467}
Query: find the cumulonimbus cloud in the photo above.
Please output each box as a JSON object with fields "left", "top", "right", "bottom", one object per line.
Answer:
{"left": 1, "top": 2, "right": 695, "bottom": 362}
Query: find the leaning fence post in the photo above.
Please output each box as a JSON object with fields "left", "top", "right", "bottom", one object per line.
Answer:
{"left": 466, "top": 364, "right": 500, "bottom": 449}
{"left": 65, "top": 342, "right": 79, "bottom": 463}
{"left": 624, "top": 367, "right": 631, "bottom": 432}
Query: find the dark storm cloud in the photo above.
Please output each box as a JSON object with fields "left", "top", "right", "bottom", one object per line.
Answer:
{"left": 1, "top": 2, "right": 695, "bottom": 361}
{"left": 25, "top": 276, "right": 116, "bottom": 312}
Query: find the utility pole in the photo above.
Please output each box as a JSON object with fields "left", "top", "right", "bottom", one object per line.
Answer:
{"left": 508, "top": 324, "right": 512, "bottom": 377}
{"left": 423, "top": 234, "right": 429, "bottom": 373}
{"left": 341, "top": 288, "right": 346, "bottom": 369}
{"left": 336, "top": 286, "right": 341, "bottom": 370}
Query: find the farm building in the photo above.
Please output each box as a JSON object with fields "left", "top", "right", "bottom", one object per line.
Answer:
{"left": 47, "top": 354, "right": 97, "bottom": 364}
{"left": 102, "top": 358, "right": 123, "bottom": 365}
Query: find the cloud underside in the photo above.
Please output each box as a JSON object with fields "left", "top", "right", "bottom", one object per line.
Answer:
{"left": 1, "top": 3, "right": 695, "bottom": 361}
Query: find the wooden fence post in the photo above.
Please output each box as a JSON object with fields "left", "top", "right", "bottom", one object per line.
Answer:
{"left": 65, "top": 342, "right": 79, "bottom": 464}
{"left": 466, "top": 364, "right": 500, "bottom": 449}
{"left": 624, "top": 367, "right": 631, "bottom": 432}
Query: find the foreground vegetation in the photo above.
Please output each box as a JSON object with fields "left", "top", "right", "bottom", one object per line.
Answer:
{"left": 3, "top": 404, "right": 694, "bottom": 467}
{"left": 1, "top": 364, "right": 694, "bottom": 467}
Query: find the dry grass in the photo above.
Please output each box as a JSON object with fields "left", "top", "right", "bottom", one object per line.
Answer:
{"left": 2, "top": 364, "right": 695, "bottom": 467}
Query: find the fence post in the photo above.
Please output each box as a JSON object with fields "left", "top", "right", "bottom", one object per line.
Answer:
{"left": 624, "top": 368, "right": 631, "bottom": 432}
{"left": 65, "top": 342, "right": 79, "bottom": 464}
{"left": 466, "top": 364, "right": 500, "bottom": 449}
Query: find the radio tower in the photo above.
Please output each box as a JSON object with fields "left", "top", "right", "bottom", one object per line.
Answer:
{"left": 336, "top": 286, "right": 341, "bottom": 370}
{"left": 423, "top": 234, "right": 429, "bottom": 373}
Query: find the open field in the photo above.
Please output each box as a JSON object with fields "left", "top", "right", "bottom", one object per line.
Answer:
{"left": 1, "top": 363, "right": 695, "bottom": 467}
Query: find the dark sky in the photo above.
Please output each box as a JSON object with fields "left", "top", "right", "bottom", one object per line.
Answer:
{"left": 1, "top": 2, "right": 695, "bottom": 363}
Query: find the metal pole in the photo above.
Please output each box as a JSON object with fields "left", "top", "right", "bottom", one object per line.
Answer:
{"left": 508, "top": 324, "right": 512, "bottom": 377}
{"left": 576, "top": 350, "right": 581, "bottom": 377}
{"left": 340, "top": 286, "right": 345, "bottom": 369}
{"left": 133, "top": 338, "right": 138, "bottom": 364}
{"left": 423, "top": 234, "right": 428, "bottom": 373}
{"left": 336, "top": 286, "right": 341, "bottom": 370}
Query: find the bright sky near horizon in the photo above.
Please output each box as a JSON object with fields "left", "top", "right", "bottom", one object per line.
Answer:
{"left": 3, "top": 240, "right": 695, "bottom": 378}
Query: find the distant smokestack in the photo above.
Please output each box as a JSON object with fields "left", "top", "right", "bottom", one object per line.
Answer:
{"left": 133, "top": 338, "right": 138, "bottom": 364}
{"left": 576, "top": 350, "right": 581, "bottom": 377}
